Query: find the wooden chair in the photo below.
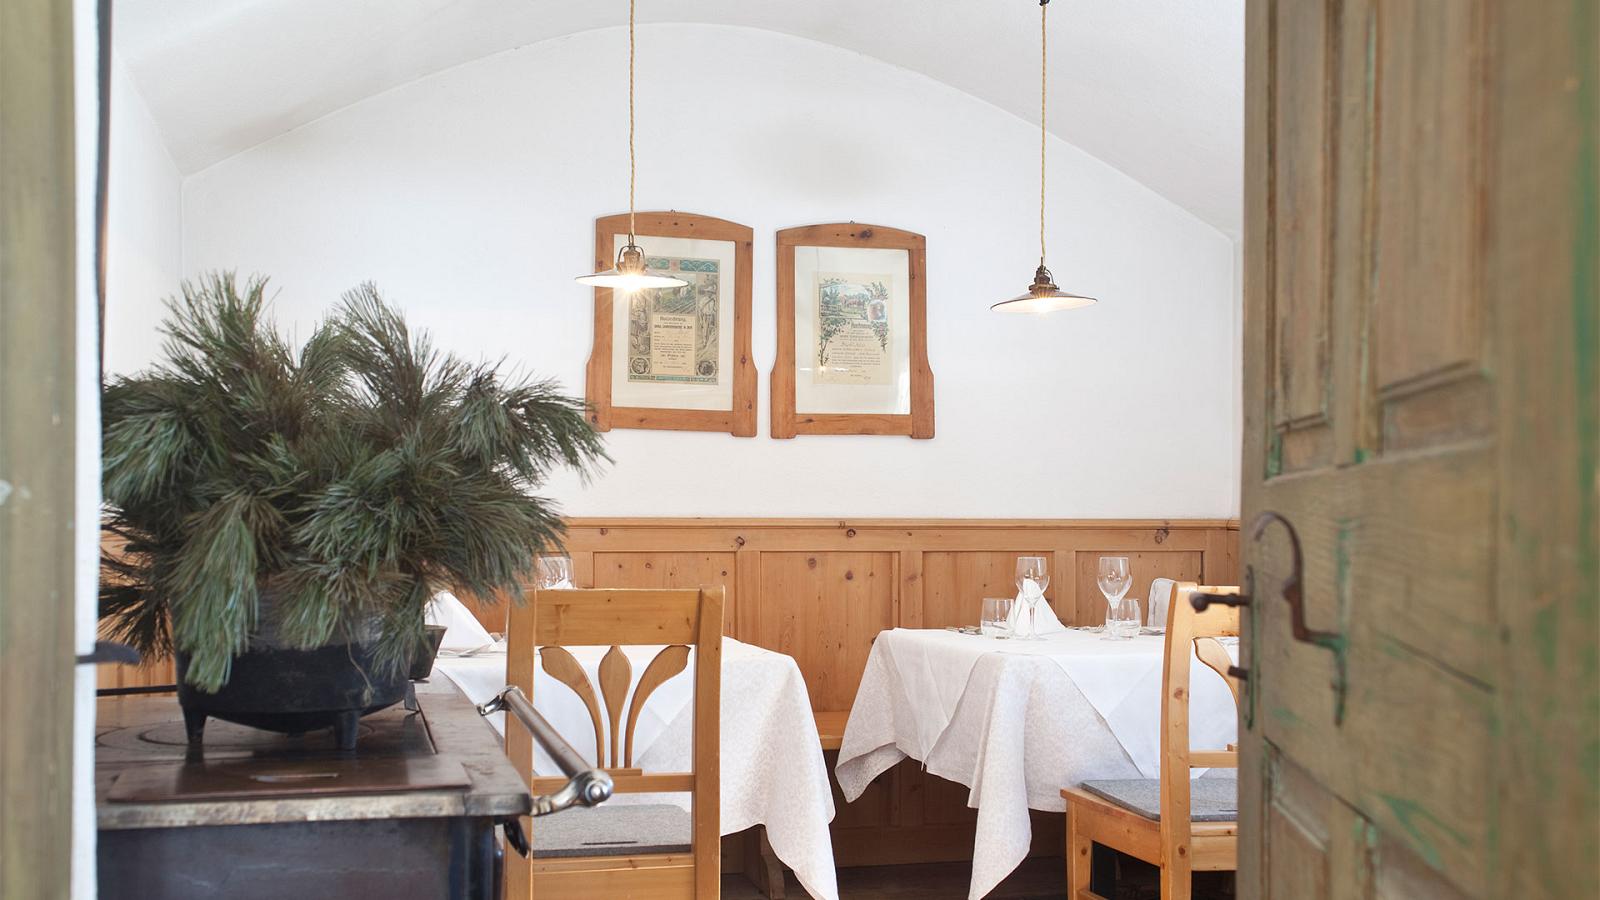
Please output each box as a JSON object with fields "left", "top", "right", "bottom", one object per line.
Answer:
{"left": 1061, "top": 582, "right": 1243, "bottom": 900}
{"left": 504, "top": 587, "right": 723, "bottom": 900}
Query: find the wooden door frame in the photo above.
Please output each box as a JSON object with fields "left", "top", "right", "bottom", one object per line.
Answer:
{"left": 0, "top": 0, "right": 80, "bottom": 896}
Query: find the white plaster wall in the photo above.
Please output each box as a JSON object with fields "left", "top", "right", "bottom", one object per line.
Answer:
{"left": 105, "top": 61, "right": 184, "bottom": 375}
{"left": 132, "top": 24, "right": 1239, "bottom": 518}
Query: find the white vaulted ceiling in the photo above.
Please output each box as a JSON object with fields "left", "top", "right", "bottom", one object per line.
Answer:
{"left": 114, "top": 0, "right": 1244, "bottom": 236}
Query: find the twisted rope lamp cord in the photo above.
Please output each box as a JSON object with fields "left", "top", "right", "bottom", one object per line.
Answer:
{"left": 629, "top": 0, "right": 637, "bottom": 242}
{"left": 1039, "top": 0, "right": 1048, "bottom": 266}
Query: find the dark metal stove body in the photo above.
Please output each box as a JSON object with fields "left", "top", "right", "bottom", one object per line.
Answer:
{"left": 95, "top": 678, "right": 528, "bottom": 900}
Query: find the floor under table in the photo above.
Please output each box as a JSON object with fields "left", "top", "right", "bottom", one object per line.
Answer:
{"left": 722, "top": 856, "right": 1238, "bottom": 900}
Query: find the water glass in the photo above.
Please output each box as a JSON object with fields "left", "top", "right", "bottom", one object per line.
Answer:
{"left": 536, "top": 554, "right": 574, "bottom": 590}
{"left": 1123, "top": 598, "right": 1144, "bottom": 638}
{"left": 981, "top": 597, "right": 1015, "bottom": 637}
{"left": 1106, "top": 598, "right": 1143, "bottom": 640}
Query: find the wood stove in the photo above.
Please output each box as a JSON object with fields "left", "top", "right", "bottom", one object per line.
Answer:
{"left": 95, "top": 678, "right": 529, "bottom": 899}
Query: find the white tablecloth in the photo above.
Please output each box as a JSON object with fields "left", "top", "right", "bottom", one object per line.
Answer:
{"left": 835, "top": 628, "right": 1238, "bottom": 899}
{"left": 435, "top": 638, "right": 839, "bottom": 900}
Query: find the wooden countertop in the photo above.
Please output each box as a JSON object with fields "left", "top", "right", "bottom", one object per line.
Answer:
{"left": 96, "top": 677, "right": 530, "bottom": 830}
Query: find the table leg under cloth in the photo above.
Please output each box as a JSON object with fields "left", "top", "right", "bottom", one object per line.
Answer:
{"left": 837, "top": 647, "right": 1145, "bottom": 900}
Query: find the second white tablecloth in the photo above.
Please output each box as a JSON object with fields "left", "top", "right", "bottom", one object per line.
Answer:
{"left": 835, "top": 628, "right": 1238, "bottom": 899}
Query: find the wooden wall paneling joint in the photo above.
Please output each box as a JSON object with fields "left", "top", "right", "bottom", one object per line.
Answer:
{"left": 585, "top": 211, "right": 757, "bottom": 437}
{"left": 569, "top": 550, "right": 596, "bottom": 590}
{"left": 1051, "top": 546, "right": 1075, "bottom": 629}
{"left": 898, "top": 549, "right": 923, "bottom": 629}
{"left": 735, "top": 547, "right": 760, "bottom": 643}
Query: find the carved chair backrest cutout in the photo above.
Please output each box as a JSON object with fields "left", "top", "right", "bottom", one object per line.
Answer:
{"left": 538, "top": 642, "right": 690, "bottom": 770}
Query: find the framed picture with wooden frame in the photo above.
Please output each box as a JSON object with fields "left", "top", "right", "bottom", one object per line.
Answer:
{"left": 771, "top": 223, "right": 934, "bottom": 438}
{"left": 584, "top": 211, "right": 756, "bottom": 436}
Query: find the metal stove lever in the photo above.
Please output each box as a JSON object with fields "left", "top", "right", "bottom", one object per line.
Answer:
{"left": 477, "top": 686, "right": 614, "bottom": 818}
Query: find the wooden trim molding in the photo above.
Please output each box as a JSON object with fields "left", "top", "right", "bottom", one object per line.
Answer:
{"left": 585, "top": 211, "right": 757, "bottom": 437}
{"left": 770, "top": 223, "right": 934, "bottom": 439}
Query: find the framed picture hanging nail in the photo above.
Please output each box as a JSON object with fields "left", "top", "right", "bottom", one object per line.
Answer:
{"left": 771, "top": 223, "right": 934, "bottom": 438}
{"left": 584, "top": 211, "right": 756, "bottom": 436}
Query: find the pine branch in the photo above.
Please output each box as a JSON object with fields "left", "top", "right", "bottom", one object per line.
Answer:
{"left": 100, "top": 272, "right": 607, "bottom": 690}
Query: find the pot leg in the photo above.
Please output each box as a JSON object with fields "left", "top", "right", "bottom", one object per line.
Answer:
{"left": 182, "top": 707, "right": 207, "bottom": 748}
{"left": 332, "top": 709, "right": 361, "bottom": 752}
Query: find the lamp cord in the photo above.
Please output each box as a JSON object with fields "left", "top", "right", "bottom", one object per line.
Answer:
{"left": 1039, "top": 0, "right": 1047, "bottom": 267}
{"left": 628, "top": 0, "right": 637, "bottom": 243}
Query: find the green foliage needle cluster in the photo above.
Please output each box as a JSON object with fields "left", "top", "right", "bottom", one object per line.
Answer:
{"left": 100, "top": 273, "right": 607, "bottom": 691}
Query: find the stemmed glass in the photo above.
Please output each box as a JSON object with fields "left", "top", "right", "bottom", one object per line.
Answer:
{"left": 1097, "top": 556, "right": 1132, "bottom": 640}
{"left": 536, "top": 554, "right": 574, "bottom": 590}
{"left": 1014, "top": 556, "right": 1050, "bottom": 641}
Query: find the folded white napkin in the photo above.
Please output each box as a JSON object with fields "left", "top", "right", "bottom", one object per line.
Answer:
{"left": 1147, "top": 577, "right": 1176, "bottom": 631}
{"left": 425, "top": 591, "right": 495, "bottom": 651}
{"left": 1005, "top": 582, "right": 1067, "bottom": 635}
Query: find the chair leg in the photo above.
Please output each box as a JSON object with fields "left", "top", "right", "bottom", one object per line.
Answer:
{"left": 1067, "top": 804, "right": 1094, "bottom": 898}
{"left": 750, "top": 827, "right": 785, "bottom": 899}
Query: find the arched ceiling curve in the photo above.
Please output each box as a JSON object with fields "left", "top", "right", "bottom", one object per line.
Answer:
{"left": 115, "top": 0, "right": 1243, "bottom": 236}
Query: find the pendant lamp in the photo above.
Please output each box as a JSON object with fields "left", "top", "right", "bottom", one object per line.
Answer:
{"left": 576, "top": 0, "right": 686, "bottom": 292}
{"left": 992, "top": 0, "right": 1096, "bottom": 314}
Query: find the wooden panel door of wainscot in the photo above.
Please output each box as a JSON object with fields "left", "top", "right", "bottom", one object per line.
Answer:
{"left": 1241, "top": 2, "right": 1598, "bottom": 899}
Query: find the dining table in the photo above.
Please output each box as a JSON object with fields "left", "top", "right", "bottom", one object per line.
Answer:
{"left": 433, "top": 637, "right": 840, "bottom": 900}
{"left": 835, "top": 626, "right": 1240, "bottom": 900}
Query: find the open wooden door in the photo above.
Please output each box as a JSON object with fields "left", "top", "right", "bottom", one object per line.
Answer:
{"left": 1241, "top": 2, "right": 1598, "bottom": 898}
{"left": 0, "top": 0, "right": 80, "bottom": 895}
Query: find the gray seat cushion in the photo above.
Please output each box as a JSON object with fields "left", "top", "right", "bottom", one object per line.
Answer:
{"left": 1080, "top": 776, "right": 1237, "bottom": 822}
{"left": 532, "top": 804, "right": 692, "bottom": 859}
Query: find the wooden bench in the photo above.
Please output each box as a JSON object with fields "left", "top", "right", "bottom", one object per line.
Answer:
{"left": 813, "top": 709, "right": 849, "bottom": 752}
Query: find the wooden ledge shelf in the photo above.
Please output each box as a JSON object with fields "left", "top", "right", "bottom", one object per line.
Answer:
{"left": 814, "top": 710, "right": 849, "bottom": 751}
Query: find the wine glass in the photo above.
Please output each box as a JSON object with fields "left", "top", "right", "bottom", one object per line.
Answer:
{"left": 1014, "top": 556, "right": 1050, "bottom": 641}
{"left": 536, "top": 554, "right": 573, "bottom": 590}
{"left": 1097, "top": 556, "right": 1132, "bottom": 640}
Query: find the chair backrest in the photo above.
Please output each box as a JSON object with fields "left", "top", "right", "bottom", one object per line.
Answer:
{"left": 504, "top": 587, "right": 723, "bottom": 899}
{"left": 1158, "top": 582, "right": 1242, "bottom": 882}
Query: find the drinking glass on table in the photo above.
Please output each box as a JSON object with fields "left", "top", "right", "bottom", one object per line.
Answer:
{"left": 1096, "top": 556, "right": 1133, "bottom": 641}
{"left": 536, "top": 554, "right": 574, "bottom": 590}
{"left": 1113, "top": 598, "right": 1143, "bottom": 639}
{"left": 981, "top": 597, "right": 1015, "bottom": 637}
{"left": 1014, "top": 556, "right": 1050, "bottom": 641}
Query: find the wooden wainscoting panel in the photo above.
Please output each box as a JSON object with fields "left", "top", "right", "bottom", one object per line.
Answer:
{"left": 93, "top": 516, "right": 1237, "bottom": 873}
{"left": 98, "top": 658, "right": 176, "bottom": 690}
{"left": 1071, "top": 550, "right": 1204, "bottom": 626}
{"left": 594, "top": 551, "right": 739, "bottom": 636}
{"left": 921, "top": 551, "right": 1053, "bottom": 629}
{"left": 757, "top": 551, "right": 896, "bottom": 712}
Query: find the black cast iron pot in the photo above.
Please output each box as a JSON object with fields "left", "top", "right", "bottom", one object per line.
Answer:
{"left": 175, "top": 640, "right": 409, "bottom": 753}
